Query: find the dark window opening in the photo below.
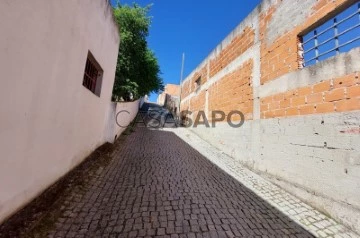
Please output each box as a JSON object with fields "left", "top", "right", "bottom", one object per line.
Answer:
{"left": 195, "top": 77, "right": 201, "bottom": 92}
{"left": 82, "top": 51, "right": 103, "bottom": 97}
{"left": 300, "top": 1, "right": 360, "bottom": 67}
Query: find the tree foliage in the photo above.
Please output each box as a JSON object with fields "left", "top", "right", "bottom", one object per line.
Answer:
{"left": 112, "top": 4, "right": 163, "bottom": 101}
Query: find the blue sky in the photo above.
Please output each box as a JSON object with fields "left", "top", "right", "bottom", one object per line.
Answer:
{"left": 110, "top": 0, "right": 262, "bottom": 102}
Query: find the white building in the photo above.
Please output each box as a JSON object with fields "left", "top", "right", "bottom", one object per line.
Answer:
{"left": 0, "top": 0, "right": 121, "bottom": 223}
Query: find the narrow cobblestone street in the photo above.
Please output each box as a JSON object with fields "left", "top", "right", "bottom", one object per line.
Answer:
{"left": 2, "top": 0, "right": 360, "bottom": 237}
{"left": 41, "top": 105, "right": 315, "bottom": 238}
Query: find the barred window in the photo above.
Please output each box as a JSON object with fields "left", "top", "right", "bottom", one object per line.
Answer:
{"left": 300, "top": 1, "right": 360, "bottom": 67}
{"left": 82, "top": 51, "right": 103, "bottom": 97}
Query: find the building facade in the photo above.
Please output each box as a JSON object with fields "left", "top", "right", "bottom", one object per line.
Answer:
{"left": 180, "top": 0, "right": 360, "bottom": 232}
{"left": 0, "top": 0, "right": 120, "bottom": 224}
{"left": 158, "top": 84, "right": 181, "bottom": 116}
{"left": 157, "top": 84, "right": 181, "bottom": 105}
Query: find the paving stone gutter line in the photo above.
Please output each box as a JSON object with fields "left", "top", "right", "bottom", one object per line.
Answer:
{"left": 167, "top": 127, "right": 359, "bottom": 238}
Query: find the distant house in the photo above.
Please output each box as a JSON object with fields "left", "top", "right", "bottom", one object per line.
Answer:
{"left": 157, "top": 84, "right": 181, "bottom": 105}
{"left": 157, "top": 84, "right": 181, "bottom": 115}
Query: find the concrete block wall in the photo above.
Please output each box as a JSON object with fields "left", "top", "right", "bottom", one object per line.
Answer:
{"left": 180, "top": 0, "right": 360, "bottom": 232}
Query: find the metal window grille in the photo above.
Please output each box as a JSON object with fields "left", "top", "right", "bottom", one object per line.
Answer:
{"left": 301, "top": 1, "right": 360, "bottom": 67}
{"left": 83, "top": 57, "right": 99, "bottom": 94}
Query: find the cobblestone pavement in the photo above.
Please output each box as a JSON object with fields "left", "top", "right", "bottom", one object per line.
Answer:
{"left": 169, "top": 128, "right": 359, "bottom": 238}
{"left": 44, "top": 108, "right": 317, "bottom": 237}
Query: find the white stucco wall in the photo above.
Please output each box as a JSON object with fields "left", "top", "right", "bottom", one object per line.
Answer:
{"left": 103, "top": 100, "right": 140, "bottom": 143}
{"left": 0, "top": 0, "right": 120, "bottom": 223}
{"left": 115, "top": 100, "right": 140, "bottom": 140}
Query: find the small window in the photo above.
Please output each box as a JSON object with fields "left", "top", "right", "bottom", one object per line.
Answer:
{"left": 300, "top": 1, "right": 360, "bottom": 67}
{"left": 82, "top": 51, "right": 103, "bottom": 97}
{"left": 195, "top": 77, "right": 201, "bottom": 91}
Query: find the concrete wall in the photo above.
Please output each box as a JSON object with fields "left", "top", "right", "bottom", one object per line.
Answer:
{"left": 0, "top": 0, "right": 120, "bottom": 223}
{"left": 103, "top": 100, "right": 140, "bottom": 143}
{"left": 180, "top": 0, "right": 360, "bottom": 232}
{"left": 114, "top": 100, "right": 140, "bottom": 139}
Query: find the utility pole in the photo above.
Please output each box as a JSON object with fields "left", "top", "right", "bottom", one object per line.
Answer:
{"left": 179, "top": 53, "right": 185, "bottom": 107}
{"left": 180, "top": 53, "right": 185, "bottom": 86}
{"left": 178, "top": 53, "right": 185, "bottom": 124}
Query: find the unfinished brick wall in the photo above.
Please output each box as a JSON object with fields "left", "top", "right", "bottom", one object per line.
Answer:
{"left": 261, "top": 73, "right": 360, "bottom": 118}
{"left": 260, "top": 0, "right": 350, "bottom": 84}
{"left": 208, "top": 60, "right": 254, "bottom": 121}
{"left": 181, "top": 0, "right": 359, "bottom": 122}
{"left": 180, "top": 80, "right": 191, "bottom": 99}
{"left": 180, "top": 64, "right": 209, "bottom": 101}
{"left": 209, "top": 27, "right": 255, "bottom": 78}
{"left": 189, "top": 90, "right": 206, "bottom": 120}
{"left": 180, "top": 0, "right": 360, "bottom": 232}
{"left": 192, "top": 64, "right": 208, "bottom": 86}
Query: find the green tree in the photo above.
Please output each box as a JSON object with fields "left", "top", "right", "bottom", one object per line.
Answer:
{"left": 112, "top": 3, "right": 164, "bottom": 101}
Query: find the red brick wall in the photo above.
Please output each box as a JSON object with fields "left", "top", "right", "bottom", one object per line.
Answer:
{"left": 208, "top": 60, "right": 253, "bottom": 121}
{"left": 181, "top": 0, "right": 359, "bottom": 121}
{"left": 261, "top": 73, "right": 360, "bottom": 119}
{"left": 209, "top": 27, "right": 255, "bottom": 78}
{"left": 189, "top": 90, "right": 206, "bottom": 120}
{"left": 181, "top": 80, "right": 191, "bottom": 99}
{"left": 191, "top": 64, "right": 208, "bottom": 87}
{"left": 181, "top": 64, "right": 208, "bottom": 100}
